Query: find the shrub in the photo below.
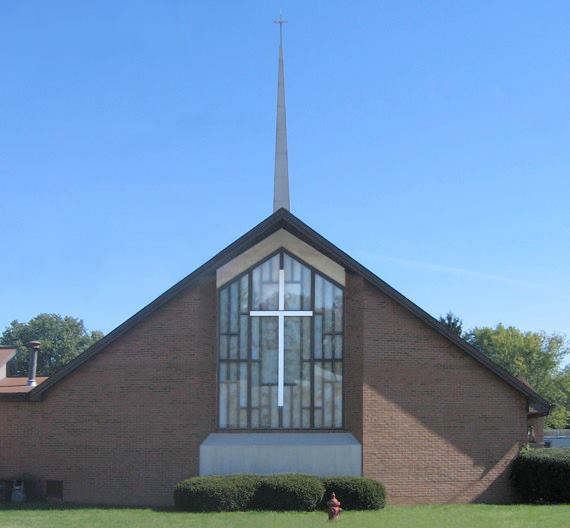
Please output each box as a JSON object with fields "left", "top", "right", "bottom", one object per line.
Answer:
{"left": 254, "top": 474, "right": 325, "bottom": 511}
{"left": 322, "top": 476, "right": 386, "bottom": 510}
{"left": 511, "top": 448, "right": 570, "bottom": 503}
{"left": 174, "top": 474, "right": 387, "bottom": 512}
{"left": 174, "top": 474, "right": 260, "bottom": 512}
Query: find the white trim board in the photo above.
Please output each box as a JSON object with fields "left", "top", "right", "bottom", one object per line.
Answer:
{"left": 216, "top": 229, "right": 346, "bottom": 288}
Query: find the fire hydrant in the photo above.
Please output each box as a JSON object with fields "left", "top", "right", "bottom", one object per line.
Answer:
{"left": 327, "top": 492, "right": 342, "bottom": 521}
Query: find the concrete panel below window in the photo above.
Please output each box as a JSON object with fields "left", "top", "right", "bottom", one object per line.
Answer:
{"left": 199, "top": 432, "right": 361, "bottom": 476}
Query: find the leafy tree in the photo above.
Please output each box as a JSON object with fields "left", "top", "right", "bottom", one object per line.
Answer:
{"left": 555, "top": 367, "right": 570, "bottom": 406}
{"left": 550, "top": 367, "right": 570, "bottom": 428}
{"left": 544, "top": 405, "right": 570, "bottom": 430}
{"left": 465, "top": 324, "right": 569, "bottom": 428}
{"left": 439, "top": 311, "right": 463, "bottom": 337}
{"left": 0, "top": 313, "right": 104, "bottom": 377}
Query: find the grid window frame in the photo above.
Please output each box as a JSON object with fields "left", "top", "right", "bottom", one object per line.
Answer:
{"left": 217, "top": 248, "right": 344, "bottom": 431}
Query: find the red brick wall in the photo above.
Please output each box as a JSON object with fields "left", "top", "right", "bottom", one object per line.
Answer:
{"left": 343, "top": 272, "right": 364, "bottom": 444}
{"left": 0, "top": 266, "right": 531, "bottom": 506}
{"left": 0, "top": 274, "right": 217, "bottom": 506}
{"left": 346, "top": 274, "right": 528, "bottom": 504}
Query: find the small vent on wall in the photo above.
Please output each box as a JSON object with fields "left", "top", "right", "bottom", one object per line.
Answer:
{"left": 45, "top": 480, "right": 63, "bottom": 501}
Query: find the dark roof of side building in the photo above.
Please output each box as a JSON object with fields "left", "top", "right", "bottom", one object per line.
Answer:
{"left": 0, "top": 208, "right": 551, "bottom": 414}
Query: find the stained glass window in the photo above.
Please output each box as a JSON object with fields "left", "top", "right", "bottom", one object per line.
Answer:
{"left": 218, "top": 251, "right": 343, "bottom": 429}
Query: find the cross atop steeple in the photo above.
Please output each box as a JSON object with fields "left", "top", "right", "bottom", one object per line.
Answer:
{"left": 273, "top": 12, "right": 290, "bottom": 212}
{"left": 273, "top": 11, "right": 288, "bottom": 43}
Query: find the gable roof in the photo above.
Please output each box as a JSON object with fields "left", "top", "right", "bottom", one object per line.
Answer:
{"left": 7, "top": 208, "right": 550, "bottom": 412}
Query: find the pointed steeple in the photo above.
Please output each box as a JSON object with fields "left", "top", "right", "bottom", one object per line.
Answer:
{"left": 273, "top": 13, "right": 290, "bottom": 212}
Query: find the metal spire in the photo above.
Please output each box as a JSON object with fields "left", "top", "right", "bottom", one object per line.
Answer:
{"left": 273, "top": 12, "right": 290, "bottom": 212}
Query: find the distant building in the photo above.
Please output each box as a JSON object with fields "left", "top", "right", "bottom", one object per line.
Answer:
{"left": 544, "top": 430, "right": 570, "bottom": 448}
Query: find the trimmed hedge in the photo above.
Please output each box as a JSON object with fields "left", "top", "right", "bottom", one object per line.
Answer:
{"left": 322, "top": 477, "right": 386, "bottom": 510}
{"left": 254, "top": 474, "right": 325, "bottom": 511}
{"left": 173, "top": 475, "right": 260, "bottom": 512}
{"left": 174, "top": 474, "right": 386, "bottom": 512}
{"left": 511, "top": 448, "right": 570, "bottom": 503}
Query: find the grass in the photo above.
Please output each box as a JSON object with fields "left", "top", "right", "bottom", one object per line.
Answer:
{"left": 1, "top": 503, "right": 570, "bottom": 527}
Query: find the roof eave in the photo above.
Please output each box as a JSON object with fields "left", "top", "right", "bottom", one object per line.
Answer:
{"left": 29, "top": 210, "right": 290, "bottom": 401}
{"left": 26, "top": 208, "right": 551, "bottom": 410}
{"left": 266, "top": 211, "right": 552, "bottom": 411}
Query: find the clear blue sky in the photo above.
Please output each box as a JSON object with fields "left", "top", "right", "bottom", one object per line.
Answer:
{"left": 1, "top": 2, "right": 569, "bottom": 355}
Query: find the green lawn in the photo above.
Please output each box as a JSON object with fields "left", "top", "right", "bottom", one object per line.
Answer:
{"left": 1, "top": 504, "right": 569, "bottom": 528}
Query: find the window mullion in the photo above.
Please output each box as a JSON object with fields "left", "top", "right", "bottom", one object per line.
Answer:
{"left": 247, "top": 270, "right": 252, "bottom": 429}
{"left": 310, "top": 269, "right": 315, "bottom": 429}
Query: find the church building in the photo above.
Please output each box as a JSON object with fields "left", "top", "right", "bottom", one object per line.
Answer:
{"left": 0, "top": 21, "right": 549, "bottom": 506}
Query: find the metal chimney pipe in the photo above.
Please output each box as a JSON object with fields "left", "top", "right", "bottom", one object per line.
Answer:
{"left": 27, "top": 341, "right": 41, "bottom": 387}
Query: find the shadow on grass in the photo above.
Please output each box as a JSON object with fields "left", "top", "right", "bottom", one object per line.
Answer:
{"left": 0, "top": 501, "right": 179, "bottom": 512}
{"left": 0, "top": 502, "right": 338, "bottom": 514}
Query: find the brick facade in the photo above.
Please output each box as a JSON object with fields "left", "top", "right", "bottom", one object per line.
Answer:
{"left": 345, "top": 273, "right": 528, "bottom": 504}
{"left": 0, "top": 256, "right": 536, "bottom": 506}
{"left": 0, "top": 274, "right": 217, "bottom": 506}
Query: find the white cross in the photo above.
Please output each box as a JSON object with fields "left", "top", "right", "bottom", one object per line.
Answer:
{"left": 250, "top": 269, "right": 313, "bottom": 407}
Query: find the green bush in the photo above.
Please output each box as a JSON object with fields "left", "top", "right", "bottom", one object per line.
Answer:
{"left": 511, "top": 448, "right": 570, "bottom": 503}
{"left": 174, "top": 474, "right": 387, "bottom": 512}
{"left": 322, "top": 476, "right": 386, "bottom": 510}
{"left": 254, "top": 474, "right": 325, "bottom": 511}
{"left": 174, "top": 475, "right": 260, "bottom": 512}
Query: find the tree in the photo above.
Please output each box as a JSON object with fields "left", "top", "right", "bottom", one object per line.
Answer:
{"left": 555, "top": 367, "right": 570, "bottom": 407}
{"left": 550, "top": 367, "right": 570, "bottom": 428}
{"left": 439, "top": 311, "right": 463, "bottom": 337}
{"left": 0, "top": 313, "right": 104, "bottom": 377}
{"left": 465, "top": 324, "right": 569, "bottom": 428}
